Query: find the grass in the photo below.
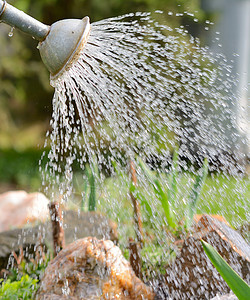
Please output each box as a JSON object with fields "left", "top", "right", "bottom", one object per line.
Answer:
{"left": 97, "top": 171, "right": 249, "bottom": 226}
{"left": 198, "top": 174, "right": 249, "bottom": 227}
{"left": 0, "top": 147, "right": 248, "bottom": 230}
{"left": 96, "top": 173, "right": 249, "bottom": 252}
{"left": 64, "top": 167, "right": 249, "bottom": 255}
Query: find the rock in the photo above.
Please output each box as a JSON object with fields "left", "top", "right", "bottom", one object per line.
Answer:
{"left": 163, "top": 215, "right": 250, "bottom": 299}
{"left": 197, "top": 215, "right": 250, "bottom": 263}
{"left": 237, "top": 223, "right": 250, "bottom": 243}
{"left": 210, "top": 293, "right": 238, "bottom": 300}
{"left": 0, "top": 210, "right": 117, "bottom": 274}
{"left": 194, "top": 214, "right": 229, "bottom": 226}
{"left": 36, "top": 237, "right": 154, "bottom": 300}
{"left": 0, "top": 191, "right": 49, "bottom": 232}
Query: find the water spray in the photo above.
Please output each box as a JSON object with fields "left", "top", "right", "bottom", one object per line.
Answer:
{"left": 0, "top": 0, "right": 91, "bottom": 77}
{"left": 0, "top": 1, "right": 92, "bottom": 255}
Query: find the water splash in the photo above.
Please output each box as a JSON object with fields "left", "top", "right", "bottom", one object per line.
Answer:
{"left": 38, "top": 12, "right": 249, "bottom": 295}
{"left": 39, "top": 10, "right": 247, "bottom": 238}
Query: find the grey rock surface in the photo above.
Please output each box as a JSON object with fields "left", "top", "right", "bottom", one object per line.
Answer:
{"left": 0, "top": 210, "right": 117, "bottom": 272}
{"left": 210, "top": 293, "right": 237, "bottom": 300}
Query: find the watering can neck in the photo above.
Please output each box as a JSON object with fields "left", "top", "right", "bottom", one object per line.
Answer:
{"left": 0, "top": 0, "right": 50, "bottom": 41}
{"left": 0, "top": 0, "right": 91, "bottom": 76}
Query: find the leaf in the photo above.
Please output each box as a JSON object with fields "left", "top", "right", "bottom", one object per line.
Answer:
{"left": 167, "top": 148, "right": 179, "bottom": 206}
{"left": 138, "top": 158, "right": 176, "bottom": 228}
{"left": 201, "top": 240, "right": 250, "bottom": 300}
{"left": 186, "top": 158, "right": 208, "bottom": 229}
{"left": 0, "top": 275, "right": 38, "bottom": 299}
{"left": 86, "top": 165, "right": 96, "bottom": 211}
{"left": 86, "top": 156, "right": 100, "bottom": 212}
{"left": 135, "top": 189, "right": 153, "bottom": 219}
{"left": 111, "top": 159, "right": 126, "bottom": 179}
{"left": 81, "top": 174, "right": 89, "bottom": 211}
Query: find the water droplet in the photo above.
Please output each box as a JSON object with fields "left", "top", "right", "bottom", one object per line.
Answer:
{"left": 8, "top": 27, "right": 14, "bottom": 37}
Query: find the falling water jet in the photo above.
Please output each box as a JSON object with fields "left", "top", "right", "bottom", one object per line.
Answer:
{"left": 0, "top": 0, "right": 92, "bottom": 256}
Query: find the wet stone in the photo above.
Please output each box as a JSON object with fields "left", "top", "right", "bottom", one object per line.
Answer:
{"left": 211, "top": 293, "right": 238, "bottom": 300}
{"left": 163, "top": 215, "right": 250, "bottom": 299}
{"left": 0, "top": 210, "right": 117, "bottom": 274}
{"left": 36, "top": 237, "right": 154, "bottom": 300}
{"left": 0, "top": 190, "right": 49, "bottom": 232}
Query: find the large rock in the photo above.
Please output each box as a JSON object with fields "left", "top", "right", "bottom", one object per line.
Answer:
{"left": 163, "top": 215, "right": 250, "bottom": 299}
{"left": 0, "top": 191, "right": 49, "bottom": 232}
{"left": 36, "top": 237, "right": 154, "bottom": 300}
{"left": 0, "top": 210, "right": 117, "bottom": 273}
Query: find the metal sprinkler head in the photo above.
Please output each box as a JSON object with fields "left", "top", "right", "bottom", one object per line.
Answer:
{"left": 38, "top": 17, "right": 90, "bottom": 77}
{"left": 0, "top": 0, "right": 91, "bottom": 77}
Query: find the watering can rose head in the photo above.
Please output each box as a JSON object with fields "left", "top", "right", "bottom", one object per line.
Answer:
{"left": 38, "top": 17, "right": 91, "bottom": 77}
{"left": 0, "top": 0, "right": 91, "bottom": 77}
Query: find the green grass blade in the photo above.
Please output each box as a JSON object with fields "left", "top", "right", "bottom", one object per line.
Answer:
{"left": 138, "top": 191, "right": 153, "bottom": 219}
{"left": 81, "top": 175, "right": 88, "bottom": 211}
{"left": 186, "top": 158, "right": 208, "bottom": 229}
{"left": 167, "top": 149, "right": 179, "bottom": 206}
{"left": 88, "top": 156, "right": 100, "bottom": 212}
{"left": 201, "top": 240, "right": 250, "bottom": 300}
{"left": 138, "top": 158, "right": 176, "bottom": 228}
{"left": 86, "top": 165, "right": 96, "bottom": 211}
{"left": 129, "top": 174, "right": 153, "bottom": 222}
{"left": 111, "top": 159, "right": 126, "bottom": 179}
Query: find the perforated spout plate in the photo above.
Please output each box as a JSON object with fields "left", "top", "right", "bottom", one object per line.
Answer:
{"left": 38, "top": 16, "right": 90, "bottom": 77}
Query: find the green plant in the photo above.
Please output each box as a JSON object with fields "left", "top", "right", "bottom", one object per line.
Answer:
{"left": 0, "top": 275, "right": 38, "bottom": 300}
{"left": 7, "top": 246, "right": 50, "bottom": 282}
{"left": 138, "top": 151, "right": 208, "bottom": 231}
{"left": 201, "top": 240, "right": 250, "bottom": 300}
{"left": 138, "top": 158, "right": 176, "bottom": 229}
{"left": 185, "top": 158, "right": 208, "bottom": 229}
{"left": 167, "top": 148, "right": 179, "bottom": 210}
{"left": 0, "top": 246, "right": 50, "bottom": 299}
{"left": 140, "top": 244, "right": 175, "bottom": 277}
{"left": 75, "top": 157, "right": 99, "bottom": 212}
{"left": 86, "top": 162, "right": 98, "bottom": 212}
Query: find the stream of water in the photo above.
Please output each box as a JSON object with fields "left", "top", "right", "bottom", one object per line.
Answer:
{"left": 40, "top": 12, "right": 244, "bottom": 201}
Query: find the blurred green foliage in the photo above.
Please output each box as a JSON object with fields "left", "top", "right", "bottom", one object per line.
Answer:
{"left": 0, "top": 0, "right": 208, "bottom": 150}
{"left": 0, "top": 275, "right": 38, "bottom": 300}
{"left": 0, "top": 148, "right": 43, "bottom": 190}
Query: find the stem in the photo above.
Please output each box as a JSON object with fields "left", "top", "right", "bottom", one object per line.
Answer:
{"left": 129, "top": 237, "right": 142, "bottom": 279}
{"left": 129, "top": 160, "right": 144, "bottom": 246}
{"left": 48, "top": 202, "right": 65, "bottom": 256}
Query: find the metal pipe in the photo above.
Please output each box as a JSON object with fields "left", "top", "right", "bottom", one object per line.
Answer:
{"left": 0, "top": 0, "right": 50, "bottom": 41}
{"left": 0, "top": 1, "right": 91, "bottom": 76}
